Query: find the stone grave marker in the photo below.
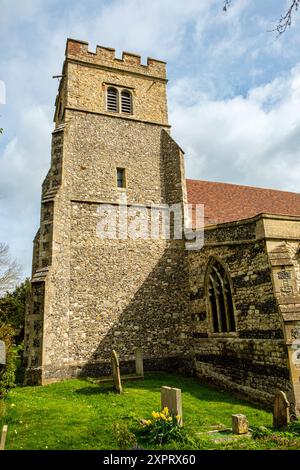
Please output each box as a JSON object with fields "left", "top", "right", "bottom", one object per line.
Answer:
{"left": 0, "top": 341, "right": 6, "bottom": 368}
{"left": 161, "top": 386, "right": 183, "bottom": 427}
{"left": 232, "top": 414, "right": 248, "bottom": 434}
{"left": 111, "top": 350, "right": 123, "bottom": 394}
{"left": 273, "top": 390, "right": 290, "bottom": 428}
{"left": 0, "top": 341, "right": 6, "bottom": 378}
{"left": 134, "top": 348, "right": 144, "bottom": 377}
{"left": 0, "top": 425, "right": 7, "bottom": 451}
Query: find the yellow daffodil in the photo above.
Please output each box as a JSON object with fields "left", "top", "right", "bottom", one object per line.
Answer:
{"left": 162, "top": 406, "right": 169, "bottom": 416}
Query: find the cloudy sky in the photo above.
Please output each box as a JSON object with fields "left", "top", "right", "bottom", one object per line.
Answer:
{"left": 1, "top": 0, "right": 300, "bottom": 277}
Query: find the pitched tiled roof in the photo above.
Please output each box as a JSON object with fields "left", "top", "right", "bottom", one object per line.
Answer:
{"left": 186, "top": 179, "right": 300, "bottom": 226}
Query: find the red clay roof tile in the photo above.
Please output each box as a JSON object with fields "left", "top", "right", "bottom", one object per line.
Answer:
{"left": 186, "top": 179, "right": 300, "bottom": 226}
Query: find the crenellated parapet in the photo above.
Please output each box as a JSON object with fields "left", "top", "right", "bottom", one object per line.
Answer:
{"left": 65, "top": 38, "right": 167, "bottom": 80}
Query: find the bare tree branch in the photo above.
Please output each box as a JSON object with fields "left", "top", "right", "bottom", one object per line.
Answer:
{"left": 222, "top": 0, "right": 299, "bottom": 35}
{"left": 274, "top": 0, "right": 300, "bottom": 35}
{"left": 223, "top": 0, "right": 231, "bottom": 12}
{"left": 0, "top": 243, "right": 21, "bottom": 296}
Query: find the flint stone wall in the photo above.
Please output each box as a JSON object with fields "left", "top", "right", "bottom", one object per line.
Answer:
{"left": 188, "top": 218, "right": 292, "bottom": 407}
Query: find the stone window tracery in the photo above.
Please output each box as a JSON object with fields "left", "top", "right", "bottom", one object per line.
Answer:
{"left": 206, "top": 259, "right": 236, "bottom": 333}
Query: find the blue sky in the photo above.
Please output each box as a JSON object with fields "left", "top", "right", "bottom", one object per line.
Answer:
{"left": 1, "top": 0, "right": 300, "bottom": 277}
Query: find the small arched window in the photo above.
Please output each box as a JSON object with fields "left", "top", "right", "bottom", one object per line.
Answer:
{"left": 206, "top": 259, "right": 236, "bottom": 333}
{"left": 121, "top": 90, "right": 132, "bottom": 114}
{"left": 107, "top": 87, "right": 118, "bottom": 112}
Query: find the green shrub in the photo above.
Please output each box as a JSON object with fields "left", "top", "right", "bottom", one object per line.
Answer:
{"left": 139, "top": 407, "right": 183, "bottom": 446}
{"left": 0, "top": 400, "right": 5, "bottom": 420}
{"left": 112, "top": 422, "right": 137, "bottom": 450}
{"left": 0, "top": 279, "right": 30, "bottom": 345}
{"left": 13, "top": 342, "right": 25, "bottom": 385}
{"left": 251, "top": 425, "right": 272, "bottom": 439}
{"left": 0, "top": 323, "right": 17, "bottom": 398}
{"left": 288, "top": 420, "right": 300, "bottom": 435}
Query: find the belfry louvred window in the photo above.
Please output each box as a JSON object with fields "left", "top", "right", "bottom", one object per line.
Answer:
{"left": 121, "top": 91, "right": 132, "bottom": 114}
{"left": 206, "top": 259, "right": 236, "bottom": 333}
{"left": 107, "top": 87, "right": 118, "bottom": 112}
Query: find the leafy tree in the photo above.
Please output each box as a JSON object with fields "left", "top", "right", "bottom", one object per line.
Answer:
{"left": 0, "top": 323, "right": 17, "bottom": 398}
{"left": 0, "top": 278, "right": 30, "bottom": 345}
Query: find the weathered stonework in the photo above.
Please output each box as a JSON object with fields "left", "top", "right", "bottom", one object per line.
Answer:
{"left": 188, "top": 215, "right": 300, "bottom": 414}
{"left": 24, "top": 39, "right": 300, "bottom": 416}
{"left": 265, "top": 218, "right": 300, "bottom": 416}
{"left": 24, "top": 38, "right": 190, "bottom": 385}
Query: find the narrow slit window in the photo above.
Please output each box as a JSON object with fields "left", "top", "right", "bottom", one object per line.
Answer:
{"left": 107, "top": 87, "right": 118, "bottom": 112}
{"left": 117, "top": 168, "right": 126, "bottom": 188}
{"left": 206, "top": 259, "right": 236, "bottom": 333}
{"left": 121, "top": 91, "right": 132, "bottom": 114}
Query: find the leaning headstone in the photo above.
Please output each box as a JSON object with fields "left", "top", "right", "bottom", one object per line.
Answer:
{"left": 134, "top": 348, "right": 144, "bottom": 377}
{"left": 232, "top": 414, "right": 248, "bottom": 434}
{"left": 0, "top": 341, "right": 6, "bottom": 367}
{"left": 273, "top": 390, "right": 290, "bottom": 428}
{"left": 111, "top": 350, "right": 122, "bottom": 394}
{"left": 161, "top": 386, "right": 183, "bottom": 427}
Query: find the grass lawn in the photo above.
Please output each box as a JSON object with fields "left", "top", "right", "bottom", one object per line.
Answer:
{"left": 1, "top": 372, "right": 300, "bottom": 450}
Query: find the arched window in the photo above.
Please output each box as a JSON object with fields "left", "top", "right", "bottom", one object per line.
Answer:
{"left": 121, "top": 90, "right": 132, "bottom": 114}
{"left": 206, "top": 259, "right": 236, "bottom": 333}
{"left": 107, "top": 87, "right": 118, "bottom": 112}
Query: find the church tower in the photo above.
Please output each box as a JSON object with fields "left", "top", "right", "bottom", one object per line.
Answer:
{"left": 24, "top": 39, "right": 190, "bottom": 384}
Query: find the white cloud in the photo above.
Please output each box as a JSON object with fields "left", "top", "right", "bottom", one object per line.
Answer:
{"left": 170, "top": 63, "right": 300, "bottom": 192}
{"left": 64, "top": 0, "right": 218, "bottom": 60}
{"left": 0, "top": 0, "right": 42, "bottom": 25}
{"left": 0, "top": 105, "right": 52, "bottom": 275}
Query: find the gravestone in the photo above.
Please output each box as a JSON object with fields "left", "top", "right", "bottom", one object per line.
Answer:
{"left": 0, "top": 425, "right": 7, "bottom": 451}
{"left": 111, "top": 350, "right": 122, "bottom": 394}
{"left": 273, "top": 390, "right": 290, "bottom": 428}
{"left": 0, "top": 341, "right": 6, "bottom": 367}
{"left": 161, "top": 386, "right": 183, "bottom": 427}
{"left": 232, "top": 414, "right": 248, "bottom": 434}
{"left": 134, "top": 348, "right": 144, "bottom": 377}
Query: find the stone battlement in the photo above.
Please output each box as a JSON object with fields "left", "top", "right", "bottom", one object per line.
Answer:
{"left": 65, "top": 38, "right": 167, "bottom": 80}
